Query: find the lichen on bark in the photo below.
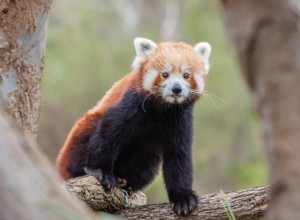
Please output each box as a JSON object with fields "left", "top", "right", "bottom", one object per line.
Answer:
{"left": 64, "top": 176, "right": 147, "bottom": 213}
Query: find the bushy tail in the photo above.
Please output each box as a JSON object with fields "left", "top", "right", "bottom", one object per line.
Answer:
{"left": 56, "top": 112, "right": 101, "bottom": 179}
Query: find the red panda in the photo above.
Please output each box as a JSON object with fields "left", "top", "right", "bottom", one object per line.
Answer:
{"left": 56, "top": 38, "right": 211, "bottom": 215}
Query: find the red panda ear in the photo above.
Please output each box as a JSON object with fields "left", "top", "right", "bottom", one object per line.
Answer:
{"left": 134, "top": 37, "right": 157, "bottom": 57}
{"left": 194, "top": 42, "right": 211, "bottom": 73}
{"left": 132, "top": 38, "right": 157, "bottom": 70}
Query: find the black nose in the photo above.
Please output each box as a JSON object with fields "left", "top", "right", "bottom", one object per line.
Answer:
{"left": 172, "top": 83, "right": 182, "bottom": 95}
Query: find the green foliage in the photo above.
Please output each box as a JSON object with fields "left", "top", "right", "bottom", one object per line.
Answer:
{"left": 40, "top": 0, "right": 267, "bottom": 204}
{"left": 220, "top": 190, "right": 236, "bottom": 220}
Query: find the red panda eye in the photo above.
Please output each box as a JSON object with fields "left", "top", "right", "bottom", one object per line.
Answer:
{"left": 183, "top": 73, "right": 190, "bottom": 79}
{"left": 162, "top": 72, "right": 169, "bottom": 78}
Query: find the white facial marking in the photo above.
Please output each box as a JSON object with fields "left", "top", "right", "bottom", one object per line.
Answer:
{"left": 163, "top": 63, "right": 173, "bottom": 73}
{"left": 194, "top": 42, "right": 211, "bottom": 73}
{"left": 131, "top": 56, "right": 144, "bottom": 70}
{"left": 194, "top": 73, "right": 205, "bottom": 94}
{"left": 160, "top": 74, "right": 190, "bottom": 104}
{"left": 165, "top": 96, "right": 175, "bottom": 103}
{"left": 181, "top": 63, "right": 190, "bottom": 73}
{"left": 142, "top": 69, "right": 158, "bottom": 91}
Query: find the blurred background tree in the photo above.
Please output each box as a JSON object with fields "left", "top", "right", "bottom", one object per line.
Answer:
{"left": 39, "top": 0, "right": 267, "bottom": 204}
{"left": 221, "top": 0, "right": 300, "bottom": 219}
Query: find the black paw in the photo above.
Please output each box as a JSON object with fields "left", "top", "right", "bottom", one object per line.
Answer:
{"left": 116, "top": 177, "right": 127, "bottom": 187}
{"left": 169, "top": 189, "right": 198, "bottom": 216}
{"left": 84, "top": 167, "right": 116, "bottom": 191}
{"left": 116, "top": 177, "right": 134, "bottom": 195}
{"left": 101, "top": 173, "right": 116, "bottom": 191}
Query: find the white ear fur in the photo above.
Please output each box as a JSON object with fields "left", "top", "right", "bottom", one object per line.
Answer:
{"left": 134, "top": 37, "right": 157, "bottom": 57}
{"left": 194, "top": 42, "right": 211, "bottom": 73}
{"left": 132, "top": 37, "right": 157, "bottom": 70}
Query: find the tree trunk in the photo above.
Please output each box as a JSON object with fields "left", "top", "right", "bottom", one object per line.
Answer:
{"left": 0, "top": 2, "right": 112, "bottom": 219}
{"left": 0, "top": 0, "right": 51, "bottom": 140}
{"left": 0, "top": 107, "right": 99, "bottom": 220}
{"left": 220, "top": 0, "right": 300, "bottom": 219}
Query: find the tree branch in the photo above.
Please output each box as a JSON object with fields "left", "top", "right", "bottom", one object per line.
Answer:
{"left": 119, "top": 185, "right": 269, "bottom": 220}
{"left": 64, "top": 175, "right": 147, "bottom": 212}
{"left": 65, "top": 176, "right": 270, "bottom": 220}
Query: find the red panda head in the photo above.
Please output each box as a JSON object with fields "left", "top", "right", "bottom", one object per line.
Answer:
{"left": 132, "top": 38, "right": 211, "bottom": 104}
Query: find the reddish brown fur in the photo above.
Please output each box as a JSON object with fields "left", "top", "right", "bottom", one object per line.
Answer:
{"left": 56, "top": 112, "right": 100, "bottom": 179}
{"left": 189, "top": 74, "right": 198, "bottom": 90}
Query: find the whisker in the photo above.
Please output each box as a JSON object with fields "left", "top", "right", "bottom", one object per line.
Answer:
{"left": 142, "top": 93, "right": 152, "bottom": 113}
{"left": 205, "top": 91, "right": 227, "bottom": 104}
{"left": 203, "top": 94, "right": 216, "bottom": 106}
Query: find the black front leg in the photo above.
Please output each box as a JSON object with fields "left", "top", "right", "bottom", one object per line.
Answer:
{"left": 163, "top": 106, "right": 198, "bottom": 215}
{"left": 163, "top": 151, "right": 198, "bottom": 215}
{"left": 85, "top": 89, "right": 144, "bottom": 191}
{"left": 85, "top": 123, "right": 119, "bottom": 191}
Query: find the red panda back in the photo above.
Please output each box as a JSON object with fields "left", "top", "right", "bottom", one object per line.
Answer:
{"left": 56, "top": 71, "right": 141, "bottom": 179}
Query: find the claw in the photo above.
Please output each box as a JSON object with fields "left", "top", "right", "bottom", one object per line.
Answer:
{"left": 100, "top": 174, "right": 116, "bottom": 191}
{"left": 170, "top": 203, "right": 174, "bottom": 210}
{"left": 174, "top": 203, "right": 182, "bottom": 215}
{"left": 182, "top": 202, "right": 189, "bottom": 215}
{"left": 183, "top": 209, "right": 188, "bottom": 215}
{"left": 188, "top": 194, "right": 198, "bottom": 212}
{"left": 127, "top": 186, "right": 133, "bottom": 195}
{"left": 116, "top": 177, "right": 127, "bottom": 187}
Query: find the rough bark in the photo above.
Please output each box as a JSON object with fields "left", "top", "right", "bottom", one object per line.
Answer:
{"left": 220, "top": 0, "right": 300, "bottom": 219}
{"left": 0, "top": 107, "right": 100, "bottom": 220}
{"left": 63, "top": 175, "right": 269, "bottom": 219}
{"left": 65, "top": 176, "right": 147, "bottom": 212}
{"left": 118, "top": 186, "right": 270, "bottom": 220}
{"left": 0, "top": 0, "right": 51, "bottom": 140}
